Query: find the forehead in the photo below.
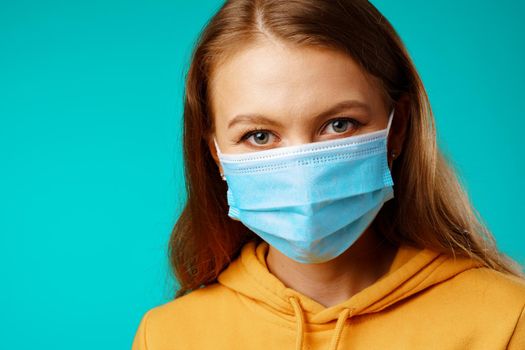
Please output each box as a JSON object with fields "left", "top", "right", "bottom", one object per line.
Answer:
{"left": 208, "top": 40, "right": 386, "bottom": 124}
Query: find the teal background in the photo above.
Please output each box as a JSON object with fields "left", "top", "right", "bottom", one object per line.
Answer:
{"left": 1, "top": 1, "right": 523, "bottom": 349}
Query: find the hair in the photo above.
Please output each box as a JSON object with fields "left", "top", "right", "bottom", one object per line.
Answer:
{"left": 169, "top": 0, "right": 525, "bottom": 298}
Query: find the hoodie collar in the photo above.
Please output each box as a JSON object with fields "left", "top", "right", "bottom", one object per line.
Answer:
{"left": 217, "top": 240, "right": 484, "bottom": 349}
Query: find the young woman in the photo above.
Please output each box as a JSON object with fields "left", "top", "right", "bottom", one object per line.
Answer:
{"left": 132, "top": 1, "right": 525, "bottom": 349}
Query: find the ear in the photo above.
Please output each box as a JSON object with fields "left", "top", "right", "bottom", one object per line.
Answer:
{"left": 387, "top": 93, "right": 410, "bottom": 169}
{"left": 206, "top": 132, "right": 224, "bottom": 176}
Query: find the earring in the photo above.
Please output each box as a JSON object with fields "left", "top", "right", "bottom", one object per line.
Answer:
{"left": 220, "top": 173, "right": 226, "bottom": 181}
{"left": 390, "top": 151, "right": 397, "bottom": 159}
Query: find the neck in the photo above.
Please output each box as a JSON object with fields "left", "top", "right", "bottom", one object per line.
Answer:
{"left": 265, "top": 227, "right": 398, "bottom": 308}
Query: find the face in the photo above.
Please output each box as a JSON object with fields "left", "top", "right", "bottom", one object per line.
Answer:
{"left": 207, "top": 38, "right": 404, "bottom": 175}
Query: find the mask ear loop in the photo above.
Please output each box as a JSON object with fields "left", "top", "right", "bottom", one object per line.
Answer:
{"left": 213, "top": 137, "right": 223, "bottom": 157}
{"left": 385, "top": 108, "right": 395, "bottom": 150}
{"left": 213, "top": 137, "right": 227, "bottom": 181}
{"left": 386, "top": 108, "right": 395, "bottom": 137}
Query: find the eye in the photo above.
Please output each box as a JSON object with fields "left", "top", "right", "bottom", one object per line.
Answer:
{"left": 322, "top": 117, "right": 361, "bottom": 134}
{"left": 238, "top": 128, "right": 276, "bottom": 146}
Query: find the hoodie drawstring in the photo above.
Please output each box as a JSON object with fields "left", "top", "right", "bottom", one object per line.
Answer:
{"left": 327, "top": 307, "right": 351, "bottom": 350}
{"left": 289, "top": 296, "right": 305, "bottom": 350}
{"left": 288, "top": 296, "right": 352, "bottom": 350}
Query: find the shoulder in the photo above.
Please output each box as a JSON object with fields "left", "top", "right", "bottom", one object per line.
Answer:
{"left": 436, "top": 267, "right": 525, "bottom": 314}
{"left": 394, "top": 267, "right": 525, "bottom": 348}
{"left": 439, "top": 267, "right": 525, "bottom": 345}
{"left": 449, "top": 267, "right": 525, "bottom": 302}
{"left": 148, "top": 282, "right": 237, "bottom": 325}
{"left": 132, "top": 283, "right": 239, "bottom": 350}
{"left": 460, "top": 269, "right": 525, "bottom": 348}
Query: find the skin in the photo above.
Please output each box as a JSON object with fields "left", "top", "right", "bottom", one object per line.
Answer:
{"left": 207, "top": 37, "right": 409, "bottom": 308}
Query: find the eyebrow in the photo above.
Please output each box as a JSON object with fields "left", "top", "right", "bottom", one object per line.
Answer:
{"left": 227, "top": 99, "right": 371, "bottom": 129}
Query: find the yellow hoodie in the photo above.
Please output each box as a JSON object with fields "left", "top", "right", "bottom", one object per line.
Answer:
{"left": 132, "top": 240, "right": 525, "bottom": 349}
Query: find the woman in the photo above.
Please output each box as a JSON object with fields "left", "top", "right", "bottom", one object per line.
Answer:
{"left": 132, "top": 1, "right": 525, "bottom": 349}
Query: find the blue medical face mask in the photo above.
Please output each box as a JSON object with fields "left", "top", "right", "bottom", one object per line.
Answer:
{"left": 214, "top": 109, "right": 395, "bottom": 264}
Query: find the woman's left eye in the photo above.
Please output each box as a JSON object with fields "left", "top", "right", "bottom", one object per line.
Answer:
{"left": 322, "top": 118, "right": 360, "bottom": 134}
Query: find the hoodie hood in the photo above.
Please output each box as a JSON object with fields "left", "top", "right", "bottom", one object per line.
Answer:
{"left": 217, "top": 239, "right": 485, "bottom": 350}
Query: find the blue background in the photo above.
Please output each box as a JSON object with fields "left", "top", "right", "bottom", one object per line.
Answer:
{"left": 1, "top": 1, "right": 523, "bottom": 349}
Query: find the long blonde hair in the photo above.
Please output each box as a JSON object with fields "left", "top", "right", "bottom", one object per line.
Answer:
{"left": 169, "top": 0, "right": 525, "bottom": 298}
